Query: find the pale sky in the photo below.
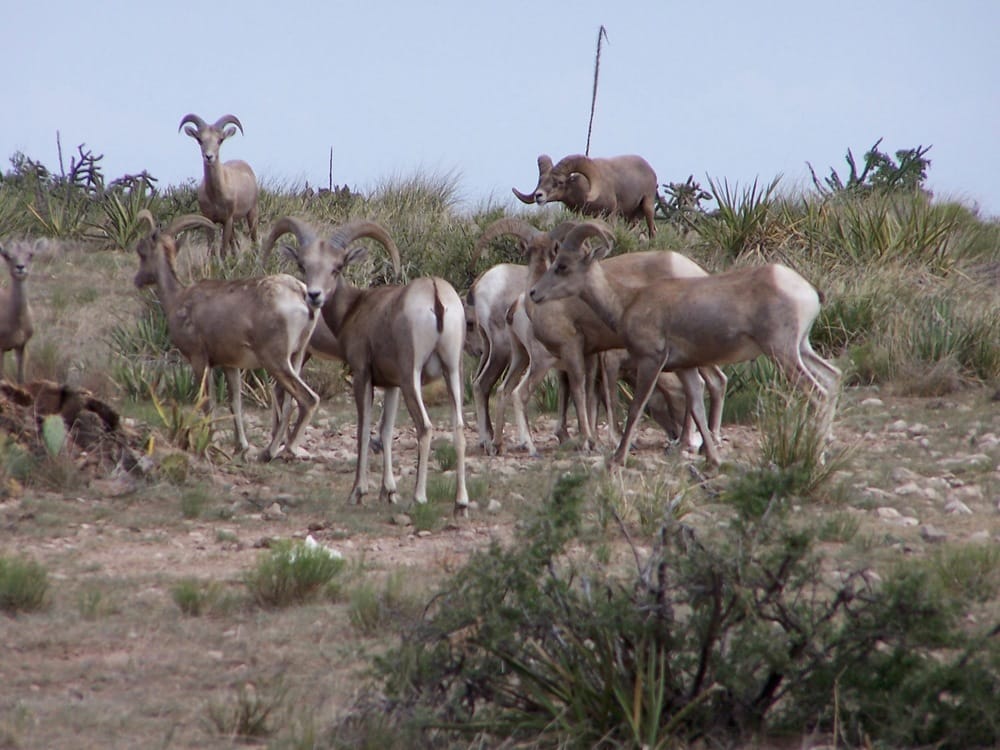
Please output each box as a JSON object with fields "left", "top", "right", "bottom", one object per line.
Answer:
{"left": 6, "top": 1, "right": 999, "bottom": 217}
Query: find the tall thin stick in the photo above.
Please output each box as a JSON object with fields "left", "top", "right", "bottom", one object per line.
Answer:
{"left": 585, "top": 25, "right": 609, "bottom": 157}
{"left": 328, "top": 147, "right": 334, "bottom": 191}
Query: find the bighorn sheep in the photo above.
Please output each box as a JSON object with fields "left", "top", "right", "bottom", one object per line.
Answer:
{"left": 133, "top": 210, "right": 320, "bottom": 459}
{"left": 263, "top": 217, "right": 469, "bottom": 515}
{"left": 475, "top": 218, "right": 727, "bottom": 453}
{"left": 178, "top": 113, "right": 259, "bottom": 257}
{"left": 513, "top": 154, "right": 659, "bottom": 237}
{"left": 529, "top": 222, "right": 842, "bottom": 467}
{"left": 0, "top": 240, "right": 37, "bottom": 383}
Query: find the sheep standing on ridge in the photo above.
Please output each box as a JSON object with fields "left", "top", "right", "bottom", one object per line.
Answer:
{"left": 178, "top": 113, "right": 259, "bottom": 257}
{"left": 132, "top": 210, "right": 320, "bottom": 460}
{"left": 263, "top": 217, "right": 469, "bottom": 516}
{"left": 0, "top": 240, "right": 38, "bottom": 383}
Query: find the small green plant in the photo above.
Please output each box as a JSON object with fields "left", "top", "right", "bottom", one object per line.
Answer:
{"left": 173, "top": 578, "right": 214, "bottom": 616}
{"left": 432, "top": 440, "right": 457, "bottom": 471}
{"left": 0, "top": 555, "right": 49, "bottom": 615}
{"left": 180, "top": 487, "right": 209, "bottom": 519}
{"left": 244, "top": 539, "right": 345, "bottom": 608}
{"left": 348, "top": 572, "right": 423, "bottom": 637}
{"left": 40, "top": 414, "right": 66, "bottom": 458}
{"left": 204, "top": 680, "right": 287, "bottom": 742}
{"left": 77, "top": 586, "right": 118, "bottom": 621}
{"left": 754, "top": 384, "right": 848, "bottom": 499}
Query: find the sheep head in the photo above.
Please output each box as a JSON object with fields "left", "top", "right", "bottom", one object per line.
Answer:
{"left": 529, "top": 221, "right": 615, "bottom": 304}
{"left": 0, "top": 240, "right": 40, "bottom": 281}
{"left": 263, "top": 217, "right": 400, "bottom": 309}
{"left": 132, "top": 209, "right": 216, "bottom": 288}
{"left": 512, "top": 154, "right": 599, "bottom": 206}
{"left": 179, "top": 113, "right": 245, "bottom": 166}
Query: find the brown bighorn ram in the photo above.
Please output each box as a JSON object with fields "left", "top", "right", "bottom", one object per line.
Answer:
{"left": 263, "top": 217, "right": 469, "bottom": 516}
{"left": 178, "top": 113, "right": 260, "bottom": 257}
{"left": 513, "top": 154, "right": 659, "bottom": 237}
{"left": 529, "top": 222, "right": 842, "bottom": 467}
{"left": 0, "top": 240, "right": 39, "bottom": 383}
{"left": 476, "top": 218, "right": 727, "bottom": 454}
{"left": 132, "top": 210, "right": 320, "bottom": 460}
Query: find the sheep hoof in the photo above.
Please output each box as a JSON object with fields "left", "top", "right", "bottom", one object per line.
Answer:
{"left": 380, "top": 487, "right": 399, "bottom": 504}
{"left": 453, "top": 504, "right": 470, "bottom": 520}
{"left": 348, "top": 487, "right": 366, "bottom": 505}
{"left": 480, "top": 441, "right": 498, "bottom": 456}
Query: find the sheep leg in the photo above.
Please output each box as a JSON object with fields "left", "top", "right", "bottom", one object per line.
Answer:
{"left": 222, "top": 366, "right": 250, "bottom": 455}
{"left": 555, "top": 370, "right": 572, "bottom": 444}
{"left": 676, "top": 369, "right": 706, "bottom": 453}
{"left": 494, "top": 338, "right": 531, "bottom": 454}
{"left": 13, "top": 346, "right": 26, "bottom": 384}
{"left": 598, "top": 352, "right": 621, "bottom": 445}
{"left": 221, "top": 217, "right": 235, "bottom": 257}
{"left": 441, "top": 361, "right": 469, "bottom": 516}
{"left": 700, "top": 365, "right": 728, "bottom": 446}
{"left": 508, "top": 349, "right": 557, "bottom": 456}
{"left": 610, "top": 352, "right": 668, "bottom": 468}
{"left": 377, "top": 387, "right": 400, "bottom": 504}
{"left": 247, "top": 205, "right": 260, "bottom": 245}
{"left": 676, "top": 368, "right": 719, "bottom": 466}
{"left": 400, "top": 375, "right": 433, "bottom": 506}
{"left": 348, "top": 375, "right": 376, "bottom": 505}
{"left": 565, "top": 359, "right": 595, "bottom": 451}
{"left": 264, "top": 368, "right": 319, "bottom": 460}
{"left": 473, "top": 345, "right": 508, "bottom": 454}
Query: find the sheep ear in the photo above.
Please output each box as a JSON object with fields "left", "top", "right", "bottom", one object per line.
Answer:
{"left": 183, "top": 125, "right": 199, "bottom": 139}
{"left": 344, "top": 245, "right": 369, "bottom": 267}
{"left": 222, "top": 126, "right": 238, "bottom": 139}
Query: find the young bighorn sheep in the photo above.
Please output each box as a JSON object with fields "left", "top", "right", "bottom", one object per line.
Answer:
{"left": 529, "top": 222, "right": 842, "bottom": 467}
{"left": 263, "top": 217, "right": 469, "bottom": 515}
{"left": 465, "top": 222, "right": 614, "bottom": 455}
{"left": 133, "top": 210, "right": 320, "bottom": 460}
{"left": 0, "top": 240, "right": 38, "bottom": 383}
{"left": 475, "top": 218, "right": 727, "bottom": 453}
{"left": 178, "top": 113, "right": 260, "bottom": 257}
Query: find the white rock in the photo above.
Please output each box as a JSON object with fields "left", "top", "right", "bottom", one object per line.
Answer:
{"left": 943, "top": 499, "right": 973, "bottom": 515}
{"left": 920, "top": 525, "right": 948, "bottom": 544}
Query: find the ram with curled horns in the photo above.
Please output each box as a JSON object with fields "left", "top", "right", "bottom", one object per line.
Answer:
{"left": 513, "top": 153, "right": 659, "bottom": 237}
{"left": 263, "top": 217, "right": 470, "bottom": 517}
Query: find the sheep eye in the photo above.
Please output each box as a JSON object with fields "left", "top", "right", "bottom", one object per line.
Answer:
{"left": 555, "top": 263, "right": 567, "bottom": 275}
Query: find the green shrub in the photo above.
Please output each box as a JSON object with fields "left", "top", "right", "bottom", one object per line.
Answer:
{"left": 0, "top": 555, "right": 49, "bottom": 615}
{"left": 244, "top": 539, "right": 345, "bottom": 608}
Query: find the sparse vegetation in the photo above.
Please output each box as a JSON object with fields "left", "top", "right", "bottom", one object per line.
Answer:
{"left": 0, "top": 145, "right": 997, "bottom": 749}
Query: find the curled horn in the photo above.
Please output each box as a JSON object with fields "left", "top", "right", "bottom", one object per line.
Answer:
{"left": 212, "top": 114, "right": 244, "bottom": 135}
{"left": 178, "top": 113, "right": 208, "bottom": 133}
{"left": 511, "top": 154, "right": 554, "bottom": 204}
{"left": 329, "top": 221, "right": 400, "bottom": 279}
{"left": 560, "top": 220, "right": 615, "bottom": 257}
{"left": 137, "top": 209, "right": 157, "bottom": 235}
{"left": 262, "top": 216, "right": 317, "bottom": 261}
{"left": 557, "top": 155, "right": 600, "bottom": 201}
{"left": 164, "top": 213, "right": 218, "bottom": 238}
{"left": 472, "top": 218, "right": 543, "bottom": 270}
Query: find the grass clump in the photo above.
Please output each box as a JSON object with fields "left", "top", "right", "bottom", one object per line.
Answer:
{"left": 244, "top": 539, "right": 345, "bottom": 609}
{"left": 348, "top": 571, "right": 425, "bottom": 637}
{"left": 0, "top": 555, "right": 49, "bottom": 615}
{"left": 204, "top": 680, "right": 287, "bottom": 743}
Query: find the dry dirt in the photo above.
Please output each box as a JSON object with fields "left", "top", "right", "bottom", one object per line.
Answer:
{"left": 1, "top": 379, "right": 998, "bottom": 749}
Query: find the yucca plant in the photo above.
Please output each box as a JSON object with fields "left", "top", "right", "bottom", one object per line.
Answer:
{"left": 697, "top": 175, "right": 782, "bottom": 258}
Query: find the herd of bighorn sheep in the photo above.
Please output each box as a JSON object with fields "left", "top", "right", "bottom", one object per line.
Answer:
{"left": 0, "top": 112, "right": 842, "bottom": 515}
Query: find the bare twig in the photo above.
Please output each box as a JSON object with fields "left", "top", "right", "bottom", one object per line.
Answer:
{"left": 585, "top": 25, "right": 608, "bottom": 156}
